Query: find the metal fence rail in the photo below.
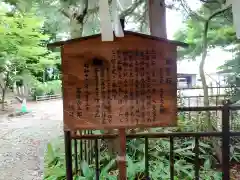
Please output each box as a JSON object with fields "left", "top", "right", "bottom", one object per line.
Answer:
{"left": 64, "top": 103, "right": 240, "bottom": 180}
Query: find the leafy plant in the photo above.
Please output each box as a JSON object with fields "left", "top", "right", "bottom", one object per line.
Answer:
{"left": 31, "top": 80, "right": 62, "bottom": 98}
{"left": 44, "top": 113, "right": 240, "bottom": 180}
{"left": 44, "top": 97, "right": 240, "bottom": 180}
{"left": 0, "top": 4, "right": 59, "bottom": 109}
{"left": 44, "top": 143, "right": 66, "bottom": 180}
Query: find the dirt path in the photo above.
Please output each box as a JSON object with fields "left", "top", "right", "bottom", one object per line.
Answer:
{"left": 0, "top": 100, "right": 63, "bottom": 180}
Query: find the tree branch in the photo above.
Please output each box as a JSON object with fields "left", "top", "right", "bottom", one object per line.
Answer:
{"left": 201, "top": 5, "right": 231, "bottom": 71}
{"left": 0, "top": 80, "right": 3, "bottom": 90}
{"left": 179, "top": 0, "right": 206, "bottom": 21}
{"left": 85, "top": 0, "right": 113, "bottom": 16}
{"left": 0, "top": 72, "right": 5, "bottom": 90}
{"left": 76, "top": 0, "right": 88, "bottom": 23}
{"left": 120, "top": 0, "right": 144, "bottom": 18}
{"left": 4, "top": 71, "right": 10, "bottom": 90}
{"left": 199, "top": 0, "right": 220, "bottom": 3}
{"left": 200, "top": 4, "right": 231, "bottom": 75}
{"left": 203, "top": 4, "right": 232, "bottom": 50}
{"left": 60, "top": 8, "right": 71, "bottom": 18}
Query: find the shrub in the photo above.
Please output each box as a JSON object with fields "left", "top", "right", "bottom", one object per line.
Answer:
{"left": 44, "top": 136, "right": 224, "bottom": 180}
{"left": 33, "top": 84, "right": 45, "bottom": 97}
{"left": 31, "top": 80, "right": 62, "bottom": 99}
{"left": 44, "top": 97, "right": 240, "bottom": 179}
{"left": 45, "top": 80, "right": 62, "bottom": 95}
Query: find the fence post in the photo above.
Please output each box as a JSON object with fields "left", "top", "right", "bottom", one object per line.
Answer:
{"left": 64, "top": 131, "right": 73, "bottom": 180}
{"left": 222, "top": 100, "right": 230, "bottom": 180}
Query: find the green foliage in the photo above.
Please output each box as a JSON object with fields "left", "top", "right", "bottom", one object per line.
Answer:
{"left": 174, "top": 4, "right": 236, "bottom": 60}
{"left": 0, "top": 4, "right": 59, "bottom": 107}
{"left": 44, "top": 139, "right": 66, "bottom": 180}
{"left": 44, "top": 113, "right": 240, "bottom": 180}
{"left": 31, "top": 80, "right": 62, "bottom": 98}
{"left": 3, "top": 0, "right": 149, "bottom": 39}
{"left": 43, "top": 138, "right": 224, "bottom": 179}
{"left": 218, "top": 45, "right": 240, "bottom": 103}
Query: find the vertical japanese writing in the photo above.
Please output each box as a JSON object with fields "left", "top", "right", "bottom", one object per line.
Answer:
{"left": 106, "top": 67, "right": 112, "bottom": 123}
{"left": 160, "top": 88, "right": 164, "bottom": 113}
{"left": 76, "top": 88, "right": 82, "bottom": 118}
{"left": 84, "top": 63, "right": 89, "bottom": 111}
{"left": 124, "top": 51, "right": 129, "bottom": 123}
{"left": 117, "top": 51, "right": 123, "bottom": 106}
{"left": 63, "top": 43, "right": 178, "bottom": 129}
{"left": 135, "top": 49, "right": 140, "bottom": 124}
{"left": 68, "top": 103, "right": 74, "bottom": 117}
{"left": 116, "top": 50, "right": 124, "bottom": 122}
{"left": 150, "top": 49, "right": 157, "bottom": 122}
{"left": 112, "top": 50, "right": 117, "bottom": 100}
{"left": 150, "top": 49, "right": 156, "bottom": 66}
{"left": 152, "top": 104, "right": 156, "bottom": 122}
{"left": 95, "top": 67, "right": 101, "bottom": 119}
{"left": 145, "top": 49, "right": 151, "bottom": 123}
{"left": 165, "top": 58, "right": 172, "bottom": 84}
{"left": 159, "top": 68, "right": 164, "bottom": 84}
{"left": 123, "top": 51, "right": 128, "bottom": 79}
{"left": 129, "top": 51, "right": 134, "bottom": 123}
{"left": 124, "top": 75, "right": 128, "bottom": 122}
{"left": 101, "top": 70, "right": 106, "bottom": 124}
{"left": 140, "top": 51, "right": 145, "bottom": 123}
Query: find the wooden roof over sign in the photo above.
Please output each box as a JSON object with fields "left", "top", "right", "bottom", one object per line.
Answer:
{"left": 47, "top": 31, "right": 188, "bottom": 48}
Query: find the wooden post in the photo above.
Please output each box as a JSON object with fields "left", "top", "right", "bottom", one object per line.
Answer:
{"left": 117, "top": 18, "right": 127, "bottom": 180}
{"left": 118, "top": 128, "right": 127, "bottom": 180}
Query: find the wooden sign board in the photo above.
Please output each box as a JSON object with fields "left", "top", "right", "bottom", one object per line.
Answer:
{"left": 49, "top": 31, "right": 187, "bottom": 131}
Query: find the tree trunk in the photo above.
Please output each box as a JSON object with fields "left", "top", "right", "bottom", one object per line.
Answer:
{"left": 200, "top": 20, "right": 223, "bottom": 162}
{"left": 60, "top": 0, "right": 88, "bottom": 39}
{"left": 201, "top": 6, "right": 231, "bottom": 164}
{"left": 201, "top": 19, "right": 210, "bottom": 118}
{"left": 1, "top": 72, "right": 10, "bottom": 110}
{"left": 148, "top": 0, "right": 167, "bottom": 38}
{"left": 1, "top": 89, "right": 6, "bottom": 110}
{"left": 70, "top": 18, "right": 84, "bottom": 38}
{"left": 43, "top": 70, "right": 45, "bottom": 82}
{"left": 13, "top": 82, "right": 17, "bottom": 94}
{"left": 201, "top": 25, "right": 223, "bottom": 164}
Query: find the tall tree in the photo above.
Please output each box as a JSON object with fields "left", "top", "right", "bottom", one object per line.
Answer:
{"left": 175, "top": 1, "right": 235, "bottom": 106}
{"left": 0, "top": 6, "right": 58, "bottom": 109}
{"left": 2, "top": 0, "right": 147, "bottom": 39}
{"left": 174, "top": 1, "right": 236, "bottom": 162}
{"left": 148, "top": 0, "right": 167, "bottom": 38}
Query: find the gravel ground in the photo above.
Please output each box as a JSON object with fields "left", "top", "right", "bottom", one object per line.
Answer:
{"left": 0, "top": 100, "right": 63, "bottom": 180}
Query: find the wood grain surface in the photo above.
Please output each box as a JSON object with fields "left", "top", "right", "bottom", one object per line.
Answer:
{"left": 61, "top": 33, "right": 178, "bottom": 130}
